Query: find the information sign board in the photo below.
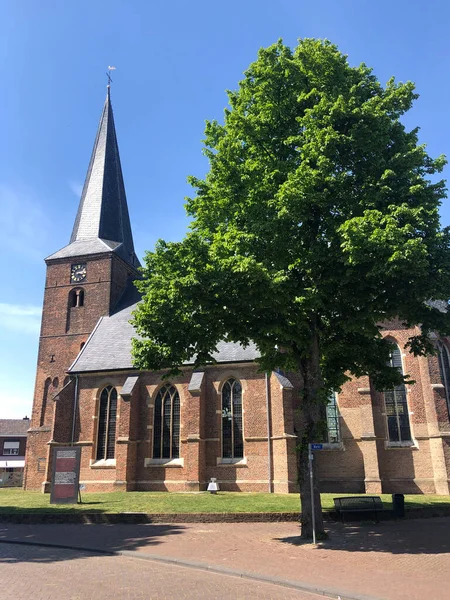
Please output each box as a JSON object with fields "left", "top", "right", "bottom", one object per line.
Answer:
{"left": 50, "top": 446, "right": 81, "bottom": 504}
{"left": 311, "top": 443, "right": 323, "bottom": 450}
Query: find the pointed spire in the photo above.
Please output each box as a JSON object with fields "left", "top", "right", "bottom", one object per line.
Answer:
{"left": 67, "top": 87, "right": 139, "bottom": 268}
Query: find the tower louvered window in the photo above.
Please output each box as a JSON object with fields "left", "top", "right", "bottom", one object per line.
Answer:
{"left": 96, "top": 386, "right": 117, "bottom": 460}
{"left": 153, "top": 385, "right": 180, "bottom": 459}
{"left": 222, "top": 378, "right": 243, "bottom": 459}
{"left": 438, "top": 343, "right": 450, "bottom": 418}
{"left": 384, "top": 346, "right": 412, "bottom": 442}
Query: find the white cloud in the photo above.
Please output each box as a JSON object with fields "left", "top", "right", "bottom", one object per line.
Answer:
{"left": 69, "top": 180, "right": 83, "bottom": 198}
{"left": 0, "top": 303, "right": 42, "bottom": 335}
{"left": 0, "top": 304, "right": 41, "bottom": 317}
{"left": 0, "top": 183, "right": 50, "bottom": 260}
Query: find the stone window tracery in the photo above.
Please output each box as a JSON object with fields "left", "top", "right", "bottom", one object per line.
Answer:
{"left": 96, "top": 386, "right": 117, "bottom": 460}
{"left": 438, "top": 342, "right": 450, "bottom": 418}
{"left": 384, "top": 345, "right": 412, "bottom": 443}
{"left": 326, "top": 392, "right": 340, "bottom": 443}
{"left": 153, "top": 385, "right": 180, "bottom": 459}
{"left": 221, "top": 378, "right": 243, "bottom": 459}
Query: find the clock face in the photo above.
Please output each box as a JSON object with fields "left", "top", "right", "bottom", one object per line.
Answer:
{"left": 71, "top": 263, "right": 87, "bottom": 283}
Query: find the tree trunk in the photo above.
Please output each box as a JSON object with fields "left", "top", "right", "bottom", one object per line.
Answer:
{"left": 298, "top": 327, "right": 326, "bottom": 540}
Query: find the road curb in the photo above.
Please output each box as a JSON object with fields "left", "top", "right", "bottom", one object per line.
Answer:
{"left": 0, "top": 537, "right": 381, "bottom": 600}
{"left": 0, "top": 506, "right": 449, "bottom": 524}
{"left": 0, "top": 511, "right": 300, "bottom": 524}
{"left": 117, "top": 550, "right": 382, "bottom": 600}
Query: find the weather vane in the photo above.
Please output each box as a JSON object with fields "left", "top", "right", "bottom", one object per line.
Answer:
{"left": 106, "top": 65, "right": 116, "bottom": 88}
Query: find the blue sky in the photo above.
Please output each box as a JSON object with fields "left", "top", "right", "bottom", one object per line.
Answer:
{"left": 1, "top": 0, "right": 449, "bottom": 418}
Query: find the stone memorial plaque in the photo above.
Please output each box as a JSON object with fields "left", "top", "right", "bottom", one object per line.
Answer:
{"left": 50, "top": 446, "right": 81, "bottom": 504}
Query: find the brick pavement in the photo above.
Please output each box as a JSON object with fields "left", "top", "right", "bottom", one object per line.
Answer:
{"left": 0, "top": 542, "right": 321, "bottom": 600}
{"left": 1, "top": 518, "right": 450, "bottom": 599}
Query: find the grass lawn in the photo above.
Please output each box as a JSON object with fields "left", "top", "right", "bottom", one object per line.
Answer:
{"left": 1, "top": 488, "right": 450, "bottom": 514}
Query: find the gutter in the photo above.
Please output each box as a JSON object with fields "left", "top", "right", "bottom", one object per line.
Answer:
{"left": 71, "top": 375, "right": 79, "bottom": 446}
{"left": 265, "top": 372, "right": 273, "bottom": 493}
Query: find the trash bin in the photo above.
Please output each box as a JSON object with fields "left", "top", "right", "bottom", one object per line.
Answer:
{"left": 392, "top": 493, "right": 405, "bottom": 518}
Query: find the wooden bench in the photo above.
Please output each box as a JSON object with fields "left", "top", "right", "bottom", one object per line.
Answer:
{"left": 333, "top": 496, "right": 383, "bottom": 523}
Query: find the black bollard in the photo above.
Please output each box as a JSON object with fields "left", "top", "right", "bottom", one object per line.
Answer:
{"left": 392, "top": 493, "right": 405, "bottom": 518}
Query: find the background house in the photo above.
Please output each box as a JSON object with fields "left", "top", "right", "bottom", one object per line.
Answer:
{"left": 0, "top": 417, "right": 30, "bottom": 487}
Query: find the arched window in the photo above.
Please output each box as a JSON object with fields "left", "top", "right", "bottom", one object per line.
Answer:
{"left": 40, "top": 378, "right": 52, "bottom": 427}
{"left": 153, "top": 385, "right": 180, "bottom": 459}
{"left": 96, "top": 386, "right": 117, "bottom": 460}
{"left": 384, "top": 345, "right": 412, "bottom": 442}
{"left": 438, "top": 342, "right": 450, "bottom": 417}
{"left": 222, "top": 378, "right": 243, "bottom": 459}
{"left": 326, "top": 392, "right": 340, "bottom": 443}
{"left": 69, "top": 288, "right": 84, "bottom": 308}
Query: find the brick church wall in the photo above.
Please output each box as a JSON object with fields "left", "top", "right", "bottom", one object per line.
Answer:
{"left": 57, "top": 331, "right": 450, "bottom": 496}
{"left": 25, "top": 253, "right": 138, "bottom": 491}
{"left": 314, "top": 376, "right": 367, "bottom": 493}
{"left": 26, "top": 313, "right": 450, "bottom": 494}
{"left": 50, "top": 365, "right": 301, "bottom": 493}
{"left": 25, "top": 233, "right": 450, "bottom": 496}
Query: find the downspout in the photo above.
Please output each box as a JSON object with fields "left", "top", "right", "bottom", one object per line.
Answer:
{"left": 265, "top": 372, "right": 273, "bottom": 493}
{"left": 71, "top": 375, "right": 79, "bottom": 446}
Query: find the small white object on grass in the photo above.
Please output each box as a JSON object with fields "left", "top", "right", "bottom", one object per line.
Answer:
{"left": 207, "top": 477, "right": 220, "bottom": 494}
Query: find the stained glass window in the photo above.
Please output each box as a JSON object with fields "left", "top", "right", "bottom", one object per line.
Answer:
{"left": 438, "top": 343, "right": 450, "bottom": 419}
{"left": 222, "top": 378, "right": 243, "bottom": 459}
{"left": 326, "top": 392, "right": 340, "bottom": 443}
{"left": 384, "top": 346, "right": 412, "bottom": 442}
{"left": 153, "top": 385, "right": 180, "bottom": 459}
{"left": 96, "top": 386, "right": 117, "bottom": 460}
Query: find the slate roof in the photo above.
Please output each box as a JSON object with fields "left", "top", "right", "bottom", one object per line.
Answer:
{"left": 0, "top": 419, "right": 30, "bottom": 436}
{"left": 121, "top": 375, "right": 139, "bottom": 396}
{"left": 188, "top": 372, "right": 205, "bottom": 393}
{"left": 46, "top": 88, "right": 140, "bottom": 268}
{"left": 68, "top": 290, "right": 260, "bottom": 374}
{"left": 46, "top": 238, "right": 122, "bottom": 261}
{"left": 427, "top": 300, "right": 448, "bottom": 313}
{"left": 273, "top": 371, "right": 294, "bottom": 389}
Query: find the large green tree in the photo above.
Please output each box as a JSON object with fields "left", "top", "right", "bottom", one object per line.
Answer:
{"left": 132, "top": 39, "right": 450, "bottom": 538}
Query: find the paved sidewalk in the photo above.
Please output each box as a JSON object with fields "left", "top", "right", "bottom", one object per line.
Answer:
{"left": 1, "top": 517, "right": 449, "bottom": 600}
{"left": 0, "top": 543, "right": 318, "bottom": 600}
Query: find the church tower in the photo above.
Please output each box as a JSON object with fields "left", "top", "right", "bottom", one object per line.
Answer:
{"left": 25, "top": 87, "right": 139, "bottom": 491}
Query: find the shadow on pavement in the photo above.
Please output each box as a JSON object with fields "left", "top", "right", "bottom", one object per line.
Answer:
{"left": 0, "top": 522, "right": 186, "bottom": 564}
{"left": 275, "top": 518, "right": 450, "bottom": 554}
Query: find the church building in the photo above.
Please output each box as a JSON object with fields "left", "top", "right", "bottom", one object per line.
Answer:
{"left": 24, "top": 89, "right": 450, "bottom": 496}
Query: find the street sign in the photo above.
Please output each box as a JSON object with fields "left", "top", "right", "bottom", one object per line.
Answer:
{"left": 311, "top": 443, "right": 323, "bottom": 450}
